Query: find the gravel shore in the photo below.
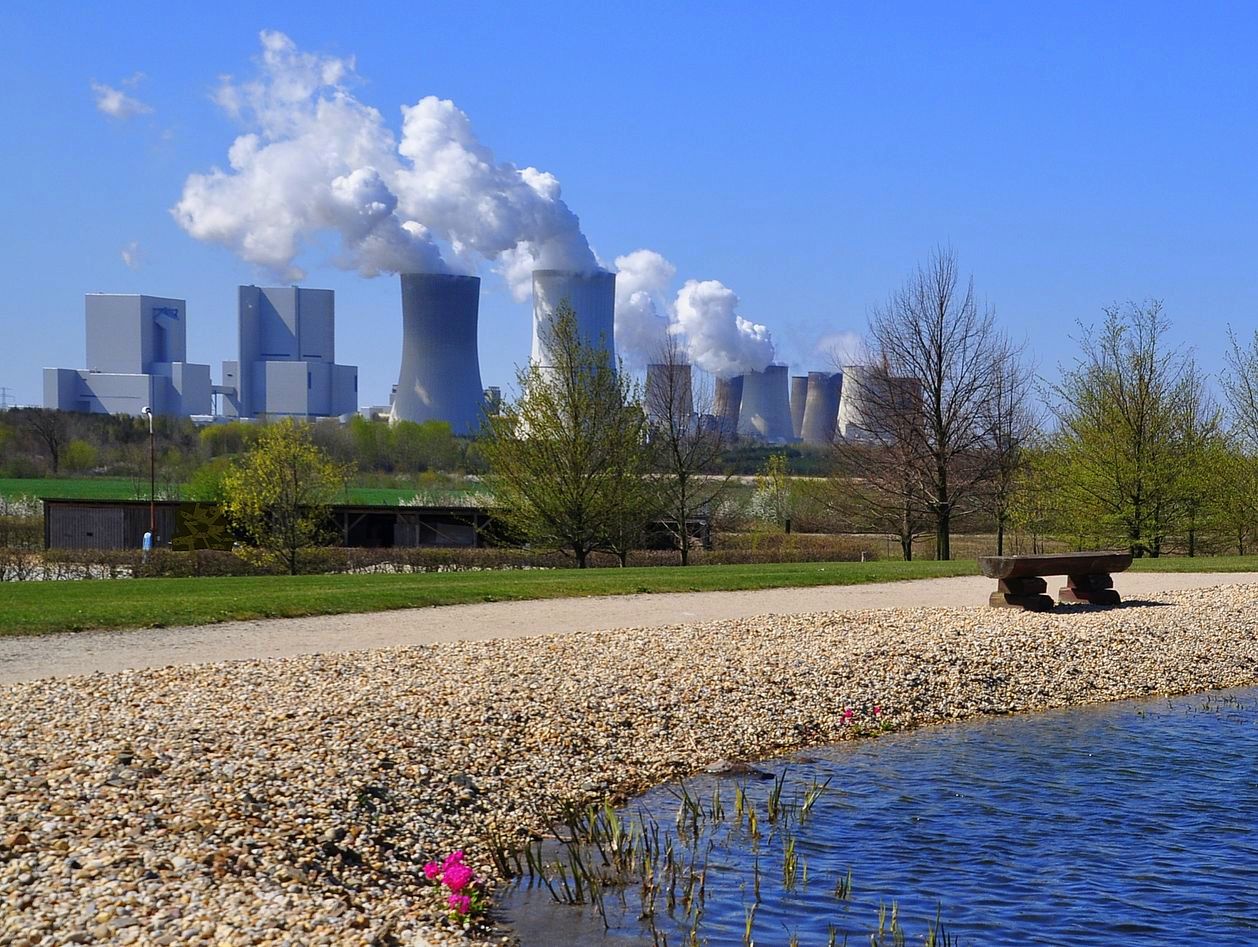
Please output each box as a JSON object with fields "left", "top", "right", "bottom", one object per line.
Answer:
{"left": 2, "top": 585, "right": 1256, "bottom": 945}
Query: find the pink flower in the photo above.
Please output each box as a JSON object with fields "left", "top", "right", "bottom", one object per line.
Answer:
{"left": 873, "top": 705, "right": 883, "bottom": 716}
{"left": 448, "top": 893, "right": 471, "bottom": 916}
{"left": 841, "top": 707, "right": 854, "bottom": 721}
{"left": 442, "top": 850, "right": 465, "bottom": 872}
{"left": 443, "top": 862, "right": 474, "bottom": 894}
{"left": 423, "top": 861, "right": 441, "bottom": 881}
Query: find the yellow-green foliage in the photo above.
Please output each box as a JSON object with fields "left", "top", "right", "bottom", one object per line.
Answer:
{"left": 220, "top": 419, "right": 348, "bottom": 575}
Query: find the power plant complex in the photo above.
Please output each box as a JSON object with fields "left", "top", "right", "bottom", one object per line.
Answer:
{"left": 43, "top": 270, "right": 894, "bottom": 446}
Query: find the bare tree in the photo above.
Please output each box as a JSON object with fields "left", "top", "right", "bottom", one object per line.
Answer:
{"left": 860, "top": 247, "right": 1008, "bottom": 560}
{"left": 646, "top": 333, "right": 733, "bottom": 563}
{"left": 1223, "top": 326, "right": 1258, "bottom": 447}
{"left": 978, "top": 337, "right": 1039, "bottom": 555}
{"left": 19, "top": 408, "right": 69, "bottom": 474}
{"left": 822, "top": 370, "right": 929, "bottom": 560}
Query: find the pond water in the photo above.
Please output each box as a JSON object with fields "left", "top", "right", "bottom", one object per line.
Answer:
{"left": 502, "top": 687, "right": 1258, "bottom": 945}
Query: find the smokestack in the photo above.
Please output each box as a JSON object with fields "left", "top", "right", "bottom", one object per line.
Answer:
{"left": 714, "top": 375, "right": 743, "bottom": 438}
{"left": 531, "top": 269, "right": 617, "bottom": 368}
{"left": 391, "top": 273, "right": 485, "bottom": 436}
{"left": 790, "top": 375, "right": 808, "bottom": 440}
{"left": 801, "top": 371, "right": 842, "bottom": 445}
{"left": 646, "top": 363, "right": 693, "bottom": 427}
{"left": 737, "top": 364, "right": 794, "bottom": 442}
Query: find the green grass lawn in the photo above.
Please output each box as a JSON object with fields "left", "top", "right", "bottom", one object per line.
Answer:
{"left": 0, "top": 476, "right": 141, "bottom": 501}
{"left": 0, "top": 559, "right": 978, "bottom": 637}
{"left": 0, "top": 476, "right": 478, "bottom": 506}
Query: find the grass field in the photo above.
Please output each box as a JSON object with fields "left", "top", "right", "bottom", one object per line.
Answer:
{"left": 3, "top": 554, "right": 1257, "bottom": 638}
{"left": 0, "top": 476, "right": 478, "bottom": 506}
{"left": 0, "top": 559, "right": 979, "bottom": 636}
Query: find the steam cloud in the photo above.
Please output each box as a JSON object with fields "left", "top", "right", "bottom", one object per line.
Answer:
{"left": 175, "top": 31, "right": 595, "bottom": 287}
{"left": 176, "top": 32, "right": 774, "bottom": 375}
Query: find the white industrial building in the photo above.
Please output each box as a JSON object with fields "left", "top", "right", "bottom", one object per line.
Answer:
{"left": 43, "top": 294, "right": 211, "bottom": 417}
{"left": 220, "top": 286, "right": 358, "bottom": 419}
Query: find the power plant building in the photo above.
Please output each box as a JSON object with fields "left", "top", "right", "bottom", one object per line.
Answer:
{"left": 44, "top": 294, "right": 211, "bottom": 417}
{"left": 531, "top": 269, "right": 617, "bottom": 368}
{"left": 790, "top": 375, "right": 809, "bottom": 440}
{"left": 220, "top": 286, "right": 357, "bottom": 419}
{"left": 800, "top": 371, "right": 842, "bottom": 445}
{"left": 645, "top": 362, "right": 694, "bottom": 429}
{"left": 390, "top": 273, "right": 485, "bottom": 436}
{"left": 737, "top": 364, "right": 794, "bottom": 442}
{"left": 714, "top": 375, "right": 744, "bottom": 438}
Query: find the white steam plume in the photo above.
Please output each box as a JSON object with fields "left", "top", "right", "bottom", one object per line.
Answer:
{"left": 673, "top": 279, "right": 774, "bottom": 377}
{"left": 613, "top": 249, "right": 676, "bottom": 368}
{"left": 173, "top": 32, "right": 444, "bottom": 280}
{"left": 395, "top": 97, "right": 598, "bottom": 299}
{"left": 175, "top": 31, "right": 598, "bottom": 287}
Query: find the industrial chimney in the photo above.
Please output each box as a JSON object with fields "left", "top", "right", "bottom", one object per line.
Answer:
{"left": 391, "top": 273, "right": 485, "bottom": 436}
{"left": 790, "top": 375, "right": 808, "bottom": 440}
{"left": 800, "top": 371, "right": 842, "bottom": 445}
{"left": 531, "top": 269, "right": 617, "bottom": 368}
{"left": 714, "top": 375, "right": 744, "bottom": 438}
{"left": 646, "top": 362, "right": 693, "bottom": 428}
{"left": 737, "top": 364, "right": 794, "bottom": 442}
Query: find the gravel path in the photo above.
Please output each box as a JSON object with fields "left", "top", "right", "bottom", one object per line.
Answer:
{"left": 1, "top": 581, "right": 1256, "bottom": 945}
{"left": 3, "top": 571, "right": 1255, "bottom": 683}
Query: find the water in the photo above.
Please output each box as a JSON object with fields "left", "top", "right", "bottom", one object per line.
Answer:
{"left": 502, "top": 687, "right": 1258, "bottom": 945}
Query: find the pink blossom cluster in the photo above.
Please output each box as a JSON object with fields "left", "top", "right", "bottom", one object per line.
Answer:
{"left": 422, "top": 850, "right": 482, "bottom": 919}
{"left": 841, "top": 704, "right": 884, "bottom": 724}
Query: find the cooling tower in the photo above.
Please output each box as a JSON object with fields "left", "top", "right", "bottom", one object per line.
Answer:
{"left": 790, "top": 375, "right": 808, "bottom": 439}
{"left": 737, "top": 364, "right": 794, "bottom": 442}
{"left": 835, "top": 365, "right": 874, "bottom": 440}
{"left": 391, "top": 273, "right": 485, "bottom": 436}
{"left": 800, "top": 371, "right": 842, "bottom": 445}
{"left": 646, "top": 363, "right": 693, "bottom": 427}
{"left": 531, "top": 269, "right": 617, "bottom": 368}
{"left": 714, "top": 375, "right": 743, "bottom": 437}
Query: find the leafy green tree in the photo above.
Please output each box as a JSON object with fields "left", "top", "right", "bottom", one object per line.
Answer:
{"left": 479, "top": 302, "right": 650, "bottom": 568}
{"left": 62, "top": 439, "right": 97, "bottom": 473}
{"left": 221, "top": 419, "right": 348, "bottom": 574}
{"left": 750, "top": 452, "right": 794, "bottom": 531}
{"left": 1049, "top": 301, "right": 1216, "bottom": 556}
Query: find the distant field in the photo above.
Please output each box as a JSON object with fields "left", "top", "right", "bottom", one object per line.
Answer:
{"left": 0, "top": 476, "right": 481, "bottom": 506}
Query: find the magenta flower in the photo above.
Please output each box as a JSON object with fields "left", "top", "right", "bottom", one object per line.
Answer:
{"left": 442, "top": 850, "right": 466, "bottom": 871}
{"left": 873, "top": 705, "right": 883, "bottom": 716}
{"left": 443, "top": 862, "right": 474, "bottom": 894}
{"left": 423, "top": 861, "right": 441, "bottom": 881}
{"left": 448, "top": 893, "right": 471, "bottom": 916}
{"left": 841, "top": 707, "right": 854, "bottom": 721}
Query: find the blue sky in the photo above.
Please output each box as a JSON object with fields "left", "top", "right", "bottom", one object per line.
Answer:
{"left": 3, "top": 1, "right": 1257, "bottom": 407}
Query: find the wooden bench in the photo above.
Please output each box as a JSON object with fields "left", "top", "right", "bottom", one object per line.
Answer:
{"left": 978, "top": 552, "right": 1134, "bottom": 612}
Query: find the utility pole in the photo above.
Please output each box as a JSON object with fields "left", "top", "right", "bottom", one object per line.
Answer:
{"left": 142, "top": 406, "right": 155, "bottom": 540}
{"left": 0, "top": 387, "right": 14, "bottom": 411}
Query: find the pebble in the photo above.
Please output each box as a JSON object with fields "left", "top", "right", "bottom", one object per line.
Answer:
{"left": 0, "top": 584, "right": 1255, "bottom": 944}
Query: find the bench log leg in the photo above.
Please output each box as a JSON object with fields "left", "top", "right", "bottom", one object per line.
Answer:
{"left": 989, "top": 576, "right": 1054, "bottom": 611}
{"left": 1058, "top": 573, "right": 1121, "bottom": 606}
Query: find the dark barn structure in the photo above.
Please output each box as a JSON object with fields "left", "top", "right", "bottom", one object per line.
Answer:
{"left": 42, "top": 498, "right": 495, "bottom": 551}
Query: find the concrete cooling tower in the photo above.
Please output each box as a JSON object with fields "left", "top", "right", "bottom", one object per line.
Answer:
{"left": 531, "top": 269, "right": 617, "bottom": 368}
{"left": 646, "top": 363, "right": 693, "bottom": 427}
{"left": 391, "top": 273, "right": 485, "bottom": 436}
{"left": 714, "top": 375, "right": 743, "bottom": 437}
{"left": 737, "top": 364, "right": 794, "bottom": 442}
{"left": 790, "top": 375, "right": 808, "bottom": 439}
{"left": 800, "top": 371, "right": 842, "bottom": 445}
